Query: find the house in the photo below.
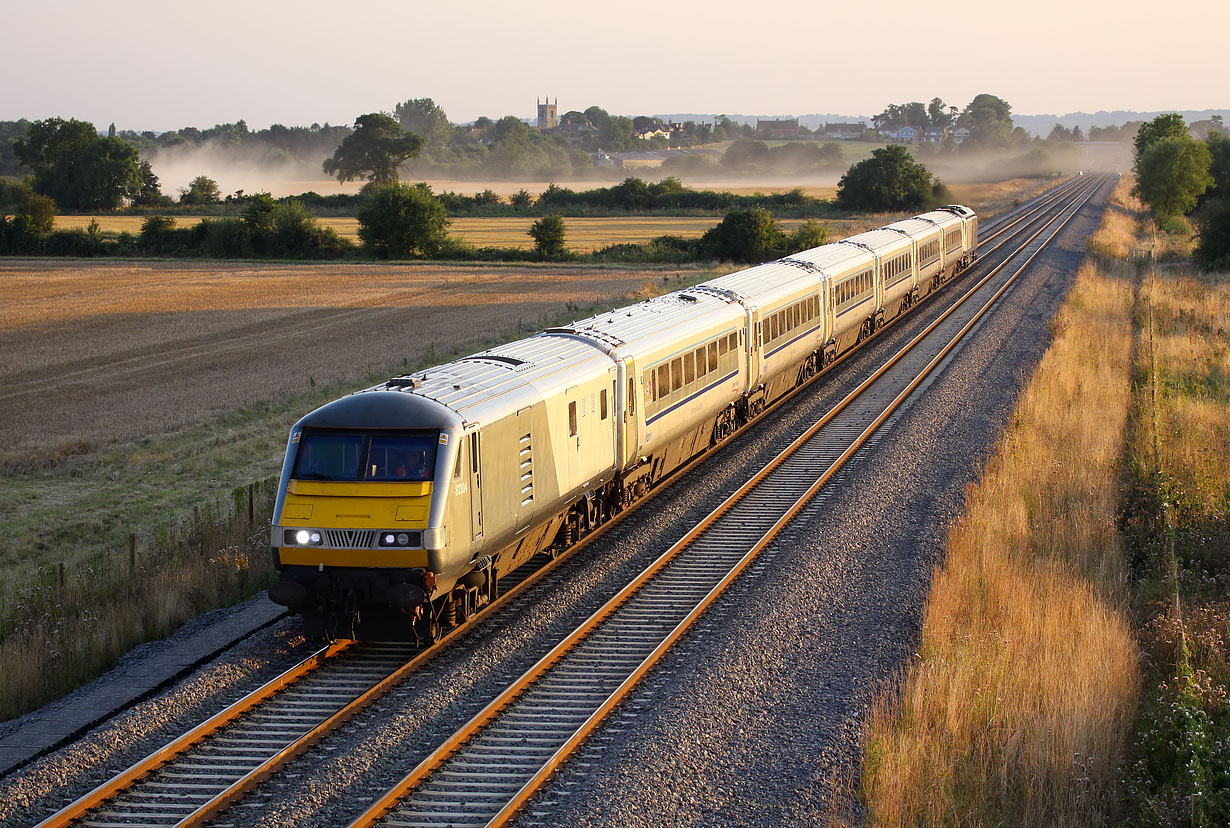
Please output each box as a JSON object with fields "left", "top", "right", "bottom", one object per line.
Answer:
{"left": 756, "top": 118, "right": 800, "bottom": 139}
{"left": 822, "top": 122, "right": 867, "bottom": 140}
{"left": 895, "top": 126, "right": 918, "bottom": 143}
{"left": 922, "top": 127, "right": 948, "bottom": 143}
{"left": 951, "top": 127, "right": 971, "bottom": 144}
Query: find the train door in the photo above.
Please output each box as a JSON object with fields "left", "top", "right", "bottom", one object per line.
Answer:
{"left": 745, "top": 306, "right": 762, "bottom": 389}
{"left": 564, "top": 387, "right": 581, "bottom": 489}
{"left": 619, "top": 356, "right": 638, "bottom": 470}
{"left": 466, "top": 427, "right": 483, "bottom": 546}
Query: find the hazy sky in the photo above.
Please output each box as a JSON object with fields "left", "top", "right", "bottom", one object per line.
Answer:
{"left": 4, "top": 0, "right": 1226, "bottom": 131}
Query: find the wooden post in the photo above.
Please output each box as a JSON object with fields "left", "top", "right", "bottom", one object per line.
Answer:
{"left": 248, "top": 483, "right": 255, "bottom": 527}
{"left": 129, "top": 532, "right": 136, "bottom": 571}
{"left": 58, "top": 561, "right": 65, "bottom": 595}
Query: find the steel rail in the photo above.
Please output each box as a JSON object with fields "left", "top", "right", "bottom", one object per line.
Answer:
{"left": 345, "top": 176, "right": 1107, "bottom": 828}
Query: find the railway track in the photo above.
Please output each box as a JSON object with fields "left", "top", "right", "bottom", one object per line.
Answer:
{"left": 339, "top": 173, "right": 1107, "bottom": 828}
{"left": 29, "top": 174, "right": 1107, "bottom": 828}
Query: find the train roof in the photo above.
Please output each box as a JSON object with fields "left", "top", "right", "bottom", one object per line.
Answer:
{"left": 838, "top": 229, "right": 913, "bottom": 256}
{"left": 784, "top": 241, "right": 872, "bottom": 273}
{"left": 881, "top": 217, "right": 943, "bottom": 240}
{"left": 702, "top": 261, "right": 820, "bottom": 307}
{"left": 362, "top": 333, "right": 616, "bottom": 427}
{"left": 911, "top": 209, "right": 966, "bottom": 229}
{"left": 552, "top": 288, "right": 743, "bottom": 355}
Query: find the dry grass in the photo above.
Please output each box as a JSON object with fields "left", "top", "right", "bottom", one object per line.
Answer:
{"left": 860, "top": 178, "right": 1142, "bottom": 825}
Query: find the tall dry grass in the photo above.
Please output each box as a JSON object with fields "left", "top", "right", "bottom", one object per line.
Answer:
{"left": 860, "top": 179, "right": 1142, "bottom": 826}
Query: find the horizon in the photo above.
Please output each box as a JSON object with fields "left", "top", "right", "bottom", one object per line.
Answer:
{"left": 4, "top": 0, "right": 1226, "bottom": 134}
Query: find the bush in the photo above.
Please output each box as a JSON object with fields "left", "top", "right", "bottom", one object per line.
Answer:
{"left": 193, "top": 217, "right": 252, "bottom": 258}
{"left": 786, "top": 219, "right": 829, "bottom": 253}
{"left": 528, "top": 214, "right": 567, "bottom": 258}
{"left": 1134, "top": 136, "right": 1213, "bottom": 218}
{"left": 837, "top": 145, "right": 944, "bottom": 211}
{"left": 700, "top": 208, "right": 781, "bottom": 263}
{"left": 1195, "top": 199, "right": 1230, "bottom": 271}
{"left": 509, "top": 189, "right": 533, "bottom": 208}
{"left": 357, "top": 183, "right": 450, "bottom": 258}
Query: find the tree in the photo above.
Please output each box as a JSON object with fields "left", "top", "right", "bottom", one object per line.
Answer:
{"left": 927, "top": 98, "right": 953, "bottom": 128}
{"left": 394, "top": 98, "right": 453, "bottom": 148}
{"left": 1194, "top": 198, "right": 1230, "bottom": 271}
{"left": 700, "top": 208, "right": 781, "bottom": 263}
{"left": 510, "top": 188, "right": 533, "bottom": 208}
{"left": 958, "top": 94, "right": 1014, "bottom": 147}
{"left": 131, "top": 160, "right": 167, "bottom": 207}
{"left": 180, "top": 175, "right": 221, "bottom": 205}
{"left": 837, "top": 145, "right": 943, "bottom": 211}
{"left": 323, "top": 113, "right": 423, "bottom": 186}
{"left": 528, "top": 214, "right": 567, "bottom": 257}
{"left": 1134, "top": 113, "right": 1189, "bottom": 164}
{"left": 1133, "top": 136, "right": 1213, "bottom": 218}
{"left": 1203, "top": 131, "right": 1230, "bottom": 199}
{"left": 357, "top": 182, "right": 449, "bottom": 258}
{"left": 13, "top": 117, "right": 142, "bottom": 210}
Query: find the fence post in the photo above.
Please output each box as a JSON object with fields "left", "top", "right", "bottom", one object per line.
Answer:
{"left": 248, "top": 483, "right": 255, "bottom": 527}
{"left": 58, "top": 562, "right": 65, "bottom": 596}
{"left": 129, "top": 532, "right": 136, "bottom": 571}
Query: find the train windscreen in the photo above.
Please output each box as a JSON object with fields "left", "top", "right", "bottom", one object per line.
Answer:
{"left": 293, "top": 430, "right": 439, "bottom": 482}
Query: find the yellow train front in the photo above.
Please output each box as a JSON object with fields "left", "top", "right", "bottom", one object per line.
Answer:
{"left": 268, "top": 390, "right": 476, "bottom": 641}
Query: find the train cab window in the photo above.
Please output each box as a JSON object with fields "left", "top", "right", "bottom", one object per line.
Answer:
{"left": 671, "top": 359, "right": 683, "bottom": 392}
{"left": 600, "top": 388, "right": 608, "bottom": 420}
{"left": 568, "top": 402, "right": 578, "bottom": 436}
{"left": 294, "top": 430, "right": 439, "bottom": 482}
{"left": 708, "top": 341, "right": 718, "bottom": 372}
{"left": 453, "top": 445, "right": 463, "bottom": 480}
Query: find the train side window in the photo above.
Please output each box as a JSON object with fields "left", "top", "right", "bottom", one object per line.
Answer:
{"left": 671, "top": 359, "right": 682, "bottom": 392}
{"left": 568, "top": 402, "right": 577, "bottom": 436}
{"left": 628, "top": 378, "right": 635, "bottom": 416}
{"left": 657, "top": 365, "right": 669, "bottom": 400}
{"left": 683, "top": 351, "right": 695, "bottom": 384}
{"left": 694, "top": 347, "right": 706, "bottom": 377}
{"left": 471, "top": 432, "right": 480, "bottom": 473}
{"left": 453, "top": 445, "right": 463, "bottom": 480}
{"left": 718, "top": 336, "right": 728, "bottom": 356}
{"left": 600, "top": 388, "right": 608, "bottom": 420}
{"left": 707, "top": 341, "right": 718, "bottom": 372}
{"left": 728, "top": 333, "right": 738, "bottom": 352}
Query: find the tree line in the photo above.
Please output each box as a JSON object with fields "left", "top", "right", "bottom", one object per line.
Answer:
{"left": 1130, "top": 113, "right": 1230, "bottom": 269}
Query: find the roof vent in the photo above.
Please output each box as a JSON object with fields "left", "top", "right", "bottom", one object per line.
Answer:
{"left": 386, "top": 376, "right": 418, "bottom": 389}
{"left": 461, "top": 354, "right": 526, "bottom": 367}
{"left": 678, "top": 293, "right": 699, "bottom": 302}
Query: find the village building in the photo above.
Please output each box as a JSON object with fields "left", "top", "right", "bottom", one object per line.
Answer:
{"left": 536, "top": 98, "right": 558, "bottom": 130}
{"left": 755, "top": 118, "right": 800, "bottom": 138}
{"left": 821, "top": 122, "right": 867, "bottom": 140}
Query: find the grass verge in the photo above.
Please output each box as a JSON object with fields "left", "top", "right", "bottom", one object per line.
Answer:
{"left": 858, "top": 178, "right": 1142, "bottom": 825}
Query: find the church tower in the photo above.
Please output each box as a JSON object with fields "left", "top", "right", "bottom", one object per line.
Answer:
{"left": 537, "top": 97, "right": 558, "bottom": 130}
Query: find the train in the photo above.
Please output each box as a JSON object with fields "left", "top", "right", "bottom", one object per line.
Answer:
{"left": 268, "top": 205, "right": 979, "bottom": 640}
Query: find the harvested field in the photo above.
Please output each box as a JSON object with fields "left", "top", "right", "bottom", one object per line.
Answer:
{"left": 54, "top": 215, "right": 852, "bottom": 251}
{"left": 0, "top": 260, "right": 703, "bottom": 455}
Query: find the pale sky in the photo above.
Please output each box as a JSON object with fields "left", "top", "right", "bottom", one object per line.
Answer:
{"left": 4, "top": 0, "right": 1226, "bottom": 131}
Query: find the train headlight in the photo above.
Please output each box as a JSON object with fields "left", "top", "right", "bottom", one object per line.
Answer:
{"left": 284, "top": 528, "right": 323, "bottom": 546}
{"left": 378, "top": 531, "right": 421, "bottom": 548}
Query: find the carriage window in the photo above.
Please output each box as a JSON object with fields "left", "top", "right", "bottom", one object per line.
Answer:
{"left": 718, "top": 336, "right": 728, "bottom": 356}
{"left": 708, "top": 341, "right": 718, "bottom": 372}
{"left": 728, "top": 333, "right": 738, "bottom": 352}
{"left": 683, "top": 351, "right": 695, "bottom": 384}
{"left": 568, "top": 402, "right": 577, "bottom": 436}
{"left": 628, "top": 378, "right": 635, "bottom": 416}
{"left": 769, "top": 316, "right": 779, "bottom": 341}
{"left": 657, "top": 365, "right": 669, "bottom": 399}
{"left": 600, "top": 388, "right": 608, "bottom": 420}
{"left": 671, "top": 359, "right": 682, "bottom": 392}
{"left": 694, "top": 347, "right": 706, "bottom": 377}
